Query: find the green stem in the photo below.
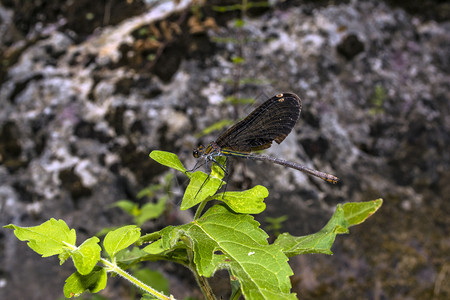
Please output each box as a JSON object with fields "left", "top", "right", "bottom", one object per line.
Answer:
{"left": 194, "top": 200, "right": 208, "bottom": 220}
{"left": 101, "top": 258, "right": 172, "bottom": 300}
{"left": 190, "top": 262, "right": 216, "bottom": 300}
{"left": 230, "top": 286, "right": 242, "bottom": 300}
{"left": 181, "top": 236, "right": 216, "bottom": 299}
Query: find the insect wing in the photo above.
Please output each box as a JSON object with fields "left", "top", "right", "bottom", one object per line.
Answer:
{"left": 215, "top": 93, "right": 302, "bottom": 152}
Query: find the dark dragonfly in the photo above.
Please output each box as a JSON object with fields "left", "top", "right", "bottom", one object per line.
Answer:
{"left": 193, "top": 93, "right": 340, "bottom": 184}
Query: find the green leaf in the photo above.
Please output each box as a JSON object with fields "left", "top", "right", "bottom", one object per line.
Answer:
{"left": 211, "top": 36, "right": 240, "bottom": 44}
{"left": 135, "top": 197, "right": 167, "bottom": 226}
{"left": 112, "top": 200, "right": 138, "bottom": 215}
{"left": 231, "top": 56, "right": 245, "bottom": 64}
{"left": 194, "top": 119, "right": 234, "bottom": 138}
{"left": 137, "top": 184, "right": 163, "bottom": 199}
{"left": 149, "top": 150, "right": 186, "bottom": 173}
{"left": 141, "top": 229, "right": 189, "bottom": 256}
{"left": 212, "top": 4, "right": 243, "bottom": 12}
{"left": 247, "top": 1, "right": 270, "bottom": 9}
{"left": 116, "top": 247, "right": 150, "bottom": 265}
{"left": 230, "top": 278, "right": 242, "bottom": 300}
{"left": 154, "top": 205, "right": 296, "bottom": 299}
{"left": 59, "top": 249, "right": 72, "bottom": 264}
{"left": 274, "top": 200, "right": 383, "bottom": 257}
{"left": 104, "top": 225, "right": 141, "bottom": 259}
{"left": 216, "top": 185, "right": 268, "bottom": 214}
{"left": 210, "top": 156, "right": 227, "bottom": 179}
{"left": 369, "top": 84, "right": 387, "bottom": 115}
{"left": 138, "top": 27, "right": 149, "bottom": 36}
{"left": 234, "top": 18, "right": 245, "bottom": 28}
{"left": 4, "top": 218, "right": 76, "bottom": 257}
{"left": 150, "top": 151, "right": 227, "bottom": 210}
{"left": 134, "top": 269, "right": 169, "bottom": 295}
{"left": 343, "top": 198, "right": 383, "bottom": 226}
{"left": 143, "top": 239, "right": 165, "bottom": 255}
{"left": 223, "top": 96, "right": 255, "bottom": 106}
{"left": 95, "top": 226, "right": 120, "bottom": 237}
{"left": 274, "top": 204, "right": 348, "bottom": 256}
{"left": 137, "top": 231, "right": 162, "bottom": 246}
{"left": 212, "top": 2, "right": 269, "bottom": 13}
{"left": 64, "top": 266, "right": 107, "bottom": 298}
{"left": 142, "top": 228, "right": 187, "bottom": 256}
{"left": 71, "top": 237, "right": 101, "bottom": 275}
{"left": 181, "top": 171, "right": 223, "bottom": 210}
{"left": 113, "top": 197, "right": 167, "bottom": 226}
{"left": 265, "top": 215, "right": 288, "bottom": 236}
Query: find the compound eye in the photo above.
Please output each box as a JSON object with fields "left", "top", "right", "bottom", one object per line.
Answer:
{"left": 193, "top": 145, "right": 204, "bottom": 158}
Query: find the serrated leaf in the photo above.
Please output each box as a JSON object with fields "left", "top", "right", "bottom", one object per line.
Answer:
{"left": 216, "top": 185, "right": 268, "bottom": 214}
{"left": 64, "top": 266, "right": 107, "bottom": 298}
{"left": 181, "top": 171, "right": 223, "bottom": 210}
{"left": 275, "top": 204, "right": 348, "bottom": 256}
{"left": 275, "top": 200, "right": 383, "bottom": 257}
{"left": 72, "top": 237, "right": 101, "bottom": 275}
{"left": 343, "top": 198, "right": 383, "bottom": 226}
{"left": 104, "top": 225, "right": 141, "bottom": 259}
{"left": 4, "top": 218, "right": 76, "bottom": 257}
{"left": 155, "top": 205, "right": 296, "bottom": 299}
{"left": 149, "top": 150, "right": 186, "bottom": 173}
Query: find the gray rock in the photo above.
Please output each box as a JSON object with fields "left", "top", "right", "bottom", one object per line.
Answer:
{"left": 1, "top": 1, "right": 449, "bottom": 299}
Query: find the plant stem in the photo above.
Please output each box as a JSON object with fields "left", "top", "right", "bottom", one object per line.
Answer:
{"left": 194, "top": 200, "right": 208, "bottom": 220}
{"left": 190, "top": 264, "right": 216, "bottom": 300}
{"left": 182, "top": 235, "right": 216, "bottom": 299}
{"left": 101, "top": 258, "right": 172, "bottom": 300}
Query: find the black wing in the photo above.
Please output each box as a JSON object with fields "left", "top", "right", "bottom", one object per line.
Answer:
{"left": 215, "top": 93, "right": 302, "bottom": 152}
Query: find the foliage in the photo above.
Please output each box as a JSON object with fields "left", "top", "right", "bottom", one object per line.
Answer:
{"left": 4, "top": 150, "right": 382, "bottom": 299}
{"left": 369, "top": 84, "right": 387, "bottom": 115}
{"left": 112, "top": 173, "right": 173, "bottom": 226}
{"left": 265, "top": 215, "right": 288, "bottom": 237}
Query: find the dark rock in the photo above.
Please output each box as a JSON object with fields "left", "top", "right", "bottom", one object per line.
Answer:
{"left": 336, "top": 34, "right": 365, "bottom": 60}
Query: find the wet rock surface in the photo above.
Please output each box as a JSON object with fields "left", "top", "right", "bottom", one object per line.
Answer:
{"left": 1, "top": 0, "right": 449, "bottom": 299}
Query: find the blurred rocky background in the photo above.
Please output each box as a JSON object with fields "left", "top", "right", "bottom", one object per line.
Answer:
{"left": 1, "top": 0, "right": 449, "bottom": 299}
